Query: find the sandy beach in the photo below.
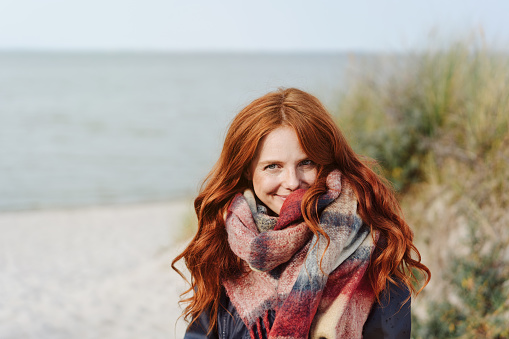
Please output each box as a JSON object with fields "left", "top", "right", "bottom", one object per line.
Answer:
{"left": 0, "top": 200, "right": 195, "bottom": 339}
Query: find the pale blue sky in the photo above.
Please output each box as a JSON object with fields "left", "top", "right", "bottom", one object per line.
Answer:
{"left": 0, "top": 0, "right": 508, "bottom": 52}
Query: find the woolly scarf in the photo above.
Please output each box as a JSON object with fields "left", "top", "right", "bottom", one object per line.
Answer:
{"left": 223, "top": 171, "right": 378, "bottom": 339}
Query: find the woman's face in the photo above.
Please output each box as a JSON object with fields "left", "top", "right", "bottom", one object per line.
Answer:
{"left": 248, "top": 126, "right": 317, "bottom": 215}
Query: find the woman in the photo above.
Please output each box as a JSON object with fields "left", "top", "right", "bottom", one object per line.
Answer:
{"left": 173, "top": 88, "right": 430, "bottom": 339}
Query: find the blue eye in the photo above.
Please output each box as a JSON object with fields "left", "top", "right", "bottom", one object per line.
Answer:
{"left": 300, "top": 159, "right": 314, "bottom": 166}
{"left": 265, "top": 164, "right": 278, "bottom": 170}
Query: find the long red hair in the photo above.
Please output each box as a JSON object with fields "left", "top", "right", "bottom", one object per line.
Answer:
{"left": 172, "top": 87, "right": 430, "bottom": 332}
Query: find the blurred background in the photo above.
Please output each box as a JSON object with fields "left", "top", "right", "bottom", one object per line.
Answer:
{"left": 0, "top": 0, "right": 508, "bottom": 338}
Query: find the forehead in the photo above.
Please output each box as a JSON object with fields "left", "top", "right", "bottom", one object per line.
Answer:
{"left": 255, "top": 126, "right": 307, "bottom": 158}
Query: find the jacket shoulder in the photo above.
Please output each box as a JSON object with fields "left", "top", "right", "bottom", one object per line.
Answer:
{"left": 362, "top": 280, "right": 411, "bottom": 339}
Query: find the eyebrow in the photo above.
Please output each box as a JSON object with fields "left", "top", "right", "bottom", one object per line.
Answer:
{"left": 257, "top": 157, "right": 310, "bottom": 166}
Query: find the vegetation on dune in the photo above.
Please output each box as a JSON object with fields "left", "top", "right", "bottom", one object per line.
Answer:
{"left": 335, "top": 36, "right": 509, "bottom": 338}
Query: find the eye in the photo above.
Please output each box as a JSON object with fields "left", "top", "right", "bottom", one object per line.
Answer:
{"left": 264, "top": 163, "right": 278, "bottom": 170}
{"left": 299, "top": 159, "right": 315, "bottom": 167}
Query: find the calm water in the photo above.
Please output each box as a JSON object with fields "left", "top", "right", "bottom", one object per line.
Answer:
{"left": 0, "top": 52, "right": 352, "bottom": 211}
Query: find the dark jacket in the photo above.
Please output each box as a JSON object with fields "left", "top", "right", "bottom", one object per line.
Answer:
{"left": 184, "top": 281, "right": 411, "bottom": 339}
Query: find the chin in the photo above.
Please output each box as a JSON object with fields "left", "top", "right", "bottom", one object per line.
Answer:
{"left": 269, "top": 203, "right": 282, "bottom": 215}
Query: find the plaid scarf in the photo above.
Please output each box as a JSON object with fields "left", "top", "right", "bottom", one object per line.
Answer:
{"left": 223, "top": 171, "right": 377, "bottom": 339}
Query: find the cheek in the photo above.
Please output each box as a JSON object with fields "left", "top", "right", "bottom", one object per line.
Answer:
{"left": 252, "top": 173, "right": 279, "bottom": 194}
{"left": 304, "top": 169, "right": 318, "bottom": 185}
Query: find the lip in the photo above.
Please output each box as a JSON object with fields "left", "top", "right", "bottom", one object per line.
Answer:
{"left": 275, "top": 195, "right": 288, "bottom": 201}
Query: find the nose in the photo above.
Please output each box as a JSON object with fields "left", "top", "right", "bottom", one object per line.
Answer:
{"left": 283, "top": 168, "right": 300, "bottom": 191}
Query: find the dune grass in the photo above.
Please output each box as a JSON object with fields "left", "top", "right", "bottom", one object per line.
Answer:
{"left": 335, "top": 36, "right": 509, "bottom": 338}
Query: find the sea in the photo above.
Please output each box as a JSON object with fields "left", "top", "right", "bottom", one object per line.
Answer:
{"left": 0, "top": 52, "right": 359, "bottom": 211}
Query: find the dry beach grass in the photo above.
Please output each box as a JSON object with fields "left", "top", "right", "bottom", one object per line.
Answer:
{"left": 336, "top": 36, "right": 509, "bottom": 338}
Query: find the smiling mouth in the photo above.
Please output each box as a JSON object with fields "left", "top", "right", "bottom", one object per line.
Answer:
{"left": 276, "top": 195, "right": 288, "bottom": 201}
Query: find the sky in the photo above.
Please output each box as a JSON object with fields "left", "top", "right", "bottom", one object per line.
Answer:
{"left": 0, "top": 0, "right": 508, "bottom": 52}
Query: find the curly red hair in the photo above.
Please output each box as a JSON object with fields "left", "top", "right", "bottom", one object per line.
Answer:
{"left": 172, "top": 87, "right": 430, "bottom": 333}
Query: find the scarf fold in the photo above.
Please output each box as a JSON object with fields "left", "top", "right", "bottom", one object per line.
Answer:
{"left": 223, "top": 171, "right": 378, "bottom": 339}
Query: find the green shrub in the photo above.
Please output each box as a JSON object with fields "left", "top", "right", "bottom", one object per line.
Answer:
{"left": 412, "top": 224, "right": 509, "bottom": 339}
{"left": 334, "top": 36, "right": 509, "bottom": 338}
